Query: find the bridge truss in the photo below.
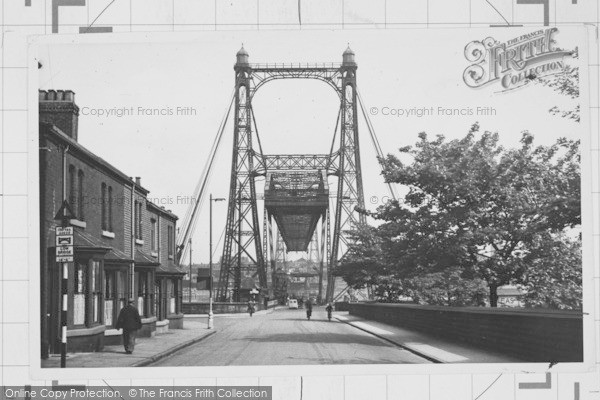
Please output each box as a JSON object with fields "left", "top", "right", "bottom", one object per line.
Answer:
{"left": 215, "top": 47, "right": 367, "bottom": 303}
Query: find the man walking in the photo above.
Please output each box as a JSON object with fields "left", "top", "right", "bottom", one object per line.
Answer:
{"left": 116, "top": 298, "right": 142, "bottom": 354}
{"left": 305, "top": 298, "right": 313, "bottom": 320}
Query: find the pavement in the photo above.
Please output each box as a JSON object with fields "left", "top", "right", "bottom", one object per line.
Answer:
{"left": 334, "top": 312, "right": 523, "bottom": 363}
{"left": 41, "top": 318, "right": 216, "bottom": 368}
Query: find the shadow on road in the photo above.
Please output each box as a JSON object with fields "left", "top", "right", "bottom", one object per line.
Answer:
{"left": 237, "top": 332, "right": 393, "bottom": 347}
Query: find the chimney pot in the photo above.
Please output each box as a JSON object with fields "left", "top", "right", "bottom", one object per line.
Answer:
{"left": 135, "top": 177, "right": 141, "bottom": 185}
{"left": 39, "top": 89, "right": 79, "bottom": 141}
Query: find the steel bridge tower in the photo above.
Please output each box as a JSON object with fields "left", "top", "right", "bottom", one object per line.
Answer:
{"left": 216, "top": 46, "right": 366, "bottom": 303}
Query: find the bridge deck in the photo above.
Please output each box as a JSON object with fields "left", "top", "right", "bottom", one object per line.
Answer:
{"left": 265, "top": 170, "right": 328, "bottom": 251}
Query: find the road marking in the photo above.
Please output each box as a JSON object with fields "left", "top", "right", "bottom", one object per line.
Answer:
{"left": 404, "top": 343, "right": 468, "bottom": 362}
{"left": 352, "top": 321, "right": 393, "bottom": 336}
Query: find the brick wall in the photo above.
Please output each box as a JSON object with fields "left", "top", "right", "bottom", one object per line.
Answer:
{"left": 347, "top": 303, "right": 583, "bottom": 362}
{"left": 39, "top": 90, "right": 79, "bottom": 140}
{"left": 132, "top": 193, "right": 146, "bottom": 253}
{"left": 159, "top": 216, "right": 176, "bottom": 267}
{"left": 40, "top": 134, "right": 127, "bottom": 251}
{"left": 144, "top": 206, "right": 160, "bottom": 256}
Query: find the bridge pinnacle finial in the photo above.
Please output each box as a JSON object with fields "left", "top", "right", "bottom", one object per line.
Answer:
{"left": 236, "top": 45, "right": 250, "bottom": 66}
{"left": 342, "top": 44, "right": 356, "bottom": 66}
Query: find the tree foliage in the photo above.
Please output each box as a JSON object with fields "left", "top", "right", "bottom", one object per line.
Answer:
{"left": 339, "top": 125, "right": 581, "bottom": 309}
{"left": 536, "top": 47, "right": 579, "bottom": 122}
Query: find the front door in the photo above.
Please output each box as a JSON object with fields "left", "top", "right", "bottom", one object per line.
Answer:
{"left": 154, "top": 279, "right": 162, "bottom": 320}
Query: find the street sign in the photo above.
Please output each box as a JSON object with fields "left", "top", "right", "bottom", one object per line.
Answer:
{"left": 54, "top": 200, "right": 76, "bottom": 221}
{"left": 55, "top": 226, "right": 74, "bottom": 263}
{"left": 56, "top": 245, "right": 74, "bottom": 257}
{"left": 55, "top": 226, "right": 73, "bottom": 236}
{"left": 55, "top": 235, "right": 73, "bottom": 246}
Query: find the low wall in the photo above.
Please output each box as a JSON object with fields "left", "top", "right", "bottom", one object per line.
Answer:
{"left": 347, "top": 303, "right": 583, "bottom": 362}
{"left": 334, "top": 302, "right": 350, "bottom": 312}
{"left": 168, "top": 314, "right": 184, "bottom": 329}
{"left": 182, "top": 302, "right": 267, "bottom": 314}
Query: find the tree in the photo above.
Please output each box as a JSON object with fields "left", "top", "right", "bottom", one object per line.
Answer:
{"left": 335, "top": 225, "right": 387, "bottom": 289}
{"left": 405, "top": 267, "right": 488, "bottom": 306}
{"left": 372, "top": 124, "right": 580, "bottom": 307}
{"left": 520, "top": 233, "right": 582, "bottom": 310}
{"left": 536, "top": 47, "right": 579, "bottom": 122}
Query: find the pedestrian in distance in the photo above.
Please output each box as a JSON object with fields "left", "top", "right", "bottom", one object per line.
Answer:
{"left": 326, "top": 303, "right": 333, "bottom": 321}
{"left": 115, "top": 298, "right": 142, "bottom": 354}
{"left": 305, "top": 298, "right": 313, "bottom": 320}
{"left": 247, "top": 300, "right": 255, "bottom": 317}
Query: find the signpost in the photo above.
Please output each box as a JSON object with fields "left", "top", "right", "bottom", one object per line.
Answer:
{"left": 54, "top": 200, "right": 74, "bottom": 368}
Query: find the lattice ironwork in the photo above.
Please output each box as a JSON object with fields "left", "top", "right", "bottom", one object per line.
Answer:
{"left": 217, "top": 46, "right": 365, "bottom": 303}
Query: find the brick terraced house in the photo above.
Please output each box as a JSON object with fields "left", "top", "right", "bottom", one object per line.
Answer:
{"left": 39, "top": 90, "right": 185, "bottom": 357}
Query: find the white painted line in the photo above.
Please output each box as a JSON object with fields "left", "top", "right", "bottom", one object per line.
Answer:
{"left": 404, "top": 343, "right": 469, "bottom": 362}
{"left": 352, "top": 321, "right": 394, "bottom": 335}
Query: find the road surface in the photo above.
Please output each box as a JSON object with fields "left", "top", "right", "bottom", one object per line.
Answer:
{"left": 152, "top": 307, "right": 431, "bottom": 366}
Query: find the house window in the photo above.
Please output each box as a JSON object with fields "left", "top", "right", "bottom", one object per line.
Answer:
{"left": 134, "top": 200, "right": 138, "bottom": 239}
{"left": 69, "top": 165, "right": 77, "bottom": 219}
{"left": 73, "top": 262, "right": 86, "bottom": 326}
{"left": 77, "top": 170, "right": 85, "bottom": 221}
{"left": 101, "top": 183, "right": 107, "bottom": 231}
{"left": 104, "top": 270, "right": 115, "bottom": 326}
{"left": 138, "top": 201, "right": 143, "bottom": 240}
{"left": 168, "top": 225, "right": 174, "bottom": 258}
{"left": 135, "top": 271, "right": 154, "bottom": 317}
{"left": 134, "top": 200, "right": 144, "bottom": 240}
{"left": 150, "top": 219, "right": 157, "bottom": 251}
{"left": 167, "top": 279, "right": 176, "bottom": 314}
{"left": 90, "top": 260, "right": 102, "bottom": 324}
{"left": 108, "top": 186, "right": 113, "bottom": 232}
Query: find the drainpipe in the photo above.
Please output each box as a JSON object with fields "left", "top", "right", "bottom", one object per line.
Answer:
{"left": 62, "top": 145, "right": 69, "bottom": 203}
{"left": 130, "top": 180, "right": 136, "bottom": 298}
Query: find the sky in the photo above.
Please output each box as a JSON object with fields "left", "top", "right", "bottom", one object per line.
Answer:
{"left": 37, "top": 28, "right": 586, "bottom": 264}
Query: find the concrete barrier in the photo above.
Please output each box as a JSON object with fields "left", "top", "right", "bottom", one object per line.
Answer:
{"left": 347, "top": 302, "right": 583, "bottom": 362}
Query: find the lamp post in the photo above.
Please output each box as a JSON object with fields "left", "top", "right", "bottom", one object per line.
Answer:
{"left": 188, "top": 237, "right": 192, "bottom": 303}
{"left": 209, "top": 194, "right": 226, "bottom": 329}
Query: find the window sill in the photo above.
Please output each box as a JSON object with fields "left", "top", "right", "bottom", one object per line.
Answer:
{"left": 70, "top": 219, "right": 86, "bottom": 229}
{"left": 135, "top": 239, "right": 144, "bottom": 245}
{"left": 151, "top": 251, "right": 158, "bottom": 258}
{"left": 67, "top": 324, "right": 105, "bottom": 337}
{"left": 102, "top": 230, "right": 115, "bottom": 238}
{"left": 168, "top": 255, "right": 173, "bottom": 260}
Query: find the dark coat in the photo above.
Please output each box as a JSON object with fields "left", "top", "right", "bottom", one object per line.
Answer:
{"left": 116, "top": 304, "right": 142, "bottom": 332}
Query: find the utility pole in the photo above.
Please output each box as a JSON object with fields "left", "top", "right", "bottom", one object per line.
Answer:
{"left": 209, "top": 194, "right": 225, "bottom": 328}
{"left": 189, "top": 237, "right": 192, "bottom": 303}
{"left": 55, "top": 145, "right": 74, "bottom": 368}
{"left": 209, "top": 194, "right": 214, "bottom": 329}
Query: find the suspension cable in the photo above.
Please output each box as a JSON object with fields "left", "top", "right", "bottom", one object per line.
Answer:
{"left": 327, "top": 105, "right": 342, "bottom": 170}
{"left": 177, "top": 90, "right": 235, "bottom": 263}
{"left": 250, "top": 106, "right": 266, "bottom": 164}
{"left": 356, "top": 89, "right": 398, "bottom": 201}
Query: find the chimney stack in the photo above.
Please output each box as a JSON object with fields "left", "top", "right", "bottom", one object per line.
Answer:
{"left": 135, "top": 177, "right": 141, "bottom": 186}
{"left": 39, "top": 90, "right": 80, "bottom": 141}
